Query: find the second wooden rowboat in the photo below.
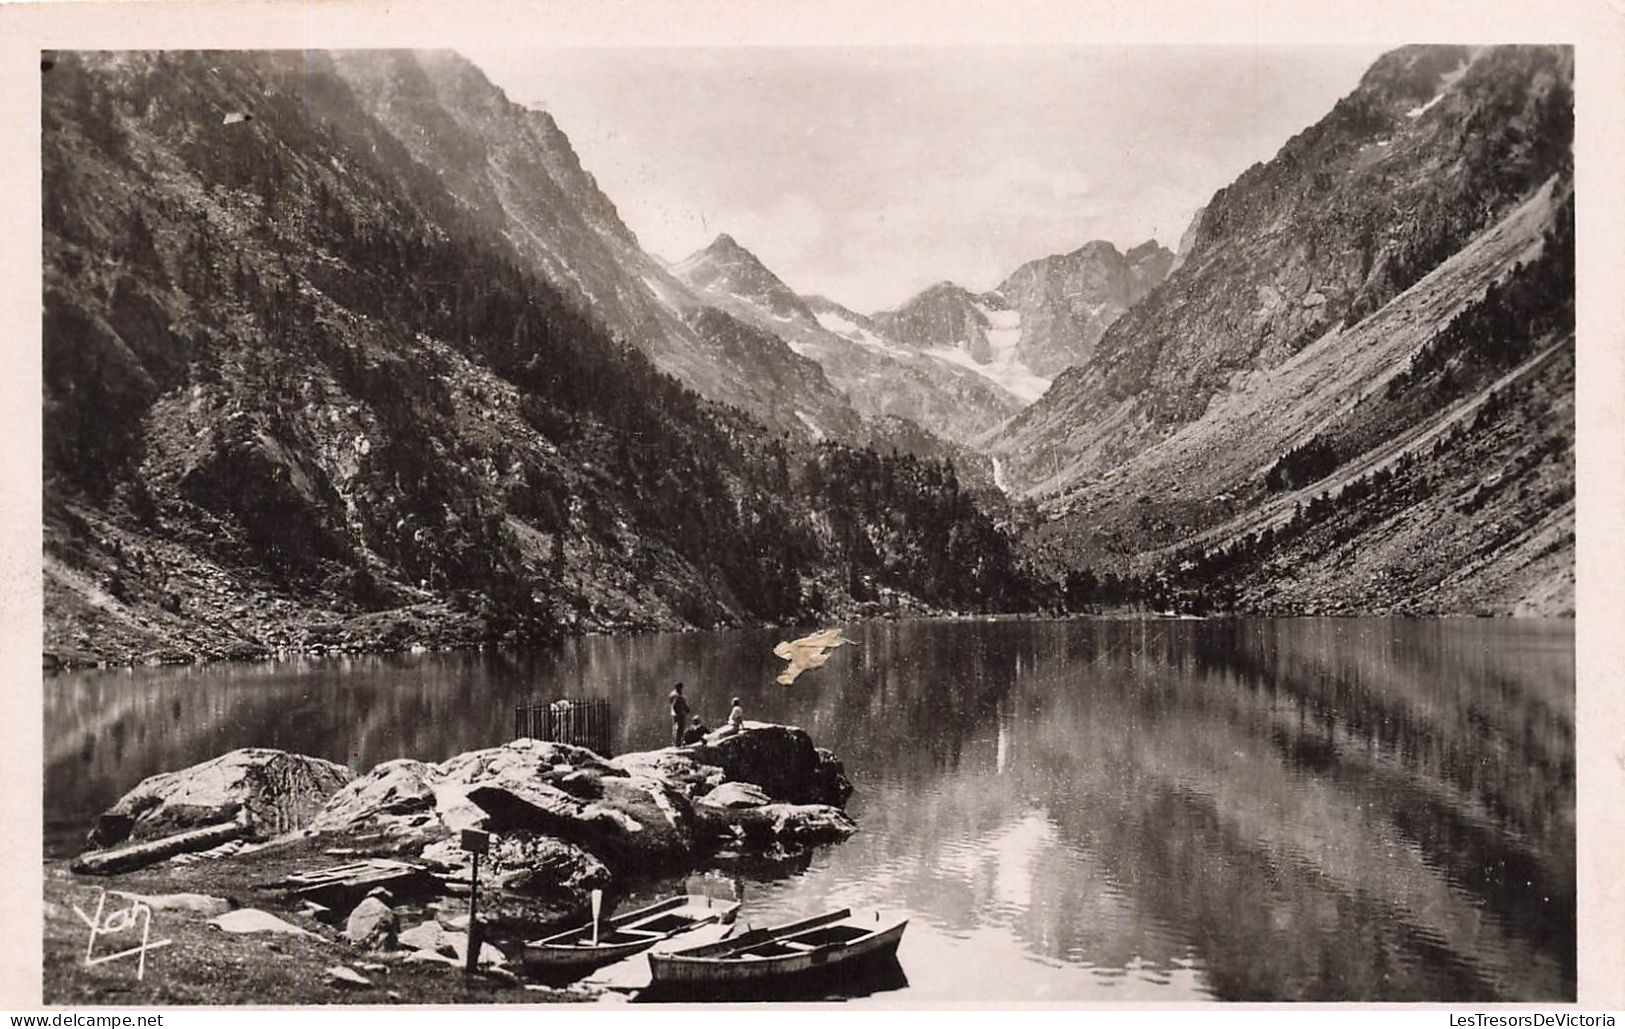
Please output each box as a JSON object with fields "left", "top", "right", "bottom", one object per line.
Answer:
{"left": 646, "top": 907, "right": 906, "bottom": 988}
{"left": 523, "top": 894, "right": 740, "bottom": 975}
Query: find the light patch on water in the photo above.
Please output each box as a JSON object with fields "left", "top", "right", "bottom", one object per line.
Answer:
{"left": 988, "top": 811, "right": 1059, "bottom": 910}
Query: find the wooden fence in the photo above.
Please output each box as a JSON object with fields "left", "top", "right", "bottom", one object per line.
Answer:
{"left": 514, "top": 697, "right": 614, "bottom": 756}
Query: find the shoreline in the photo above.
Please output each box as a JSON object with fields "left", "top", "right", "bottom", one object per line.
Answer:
{"left": 44, "top": 607, "right": 1577, "bottom": 674}
{"left": 46, "top": 725, "right": 857, "bottom": 1004}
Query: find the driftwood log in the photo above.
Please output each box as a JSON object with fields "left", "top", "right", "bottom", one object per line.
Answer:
{"left": 70, "top": 819, "right": 248, "bottom": 875}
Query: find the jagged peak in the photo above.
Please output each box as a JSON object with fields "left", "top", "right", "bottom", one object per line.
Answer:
{"left": 1066, "top": 239, "right": 1124, "bottom": 261}
{"left": 1356, "top": 44, "right": 1475, "bottom": 95}
{"left": 678, "top": 232, "right": 763, "bottom": 269}
{"left": 884, "top": 280, "right": 975, "bottom": 313}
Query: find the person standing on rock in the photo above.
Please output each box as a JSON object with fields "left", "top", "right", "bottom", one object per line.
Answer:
{"left": 669, "top": 682, "right": 690, "bottom": 747}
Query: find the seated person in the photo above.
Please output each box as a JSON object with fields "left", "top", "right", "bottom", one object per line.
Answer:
{"left": 681, "top": 715, "right": 708, "bottom": 745}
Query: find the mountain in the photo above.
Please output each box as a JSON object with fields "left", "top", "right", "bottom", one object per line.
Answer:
{"left": 673, "top": 233, "right": 823, "bottom": 330}
{"left": 991, "top": 239, "right": 1175, "bottom": 377}
{"left": 40, "top": 49, "right": 1041, "bottom": 665}
{"left": 869, "top": 238, "right": 1174, "bottom": 401}
{"left": 326, "top": 50, "right": 864, "bottom": 442}
{"left": 671, "top": 234, "right": 1024, "bottom": 448}
{"left": 993, "top": 44, "right": 1573, "bottom": 615}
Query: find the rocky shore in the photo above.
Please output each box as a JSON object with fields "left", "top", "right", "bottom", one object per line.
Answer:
{"left": 48, "top": 723, "right": 855, "bottom": 1004}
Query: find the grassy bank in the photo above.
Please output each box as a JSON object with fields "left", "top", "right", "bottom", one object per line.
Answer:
{"left": 43, "top": 835, "right": 593, "bottom": 1005}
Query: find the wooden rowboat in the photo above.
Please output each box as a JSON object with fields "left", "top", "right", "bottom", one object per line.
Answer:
{"left": 523, "top": 894, "right": 739, "bottom": 975}
{"left": 647, "top": 908, "right": 906, "bottom": 989}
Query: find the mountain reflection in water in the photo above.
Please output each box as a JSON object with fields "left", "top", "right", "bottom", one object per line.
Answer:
{"left": 44, "top": 617, "right": 1574, "bottom": 1002}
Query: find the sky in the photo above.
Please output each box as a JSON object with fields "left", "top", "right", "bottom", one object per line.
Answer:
{"left": 468, "top": 46, "right": 1388, "bottom": 313}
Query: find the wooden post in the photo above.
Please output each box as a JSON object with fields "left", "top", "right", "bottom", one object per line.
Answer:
{"left": 465, "top": 850, "right": 480, "bottom": 977}
{"left": 461, "top": 828, "right": 490, "bottom": 977}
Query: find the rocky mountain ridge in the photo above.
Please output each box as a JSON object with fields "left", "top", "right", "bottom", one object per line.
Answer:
{"left": 866, "top": 238, "right": 1174, "bottom": 402}
{"left": 41, "top": 49, "right": 1042, "bottom": 665}
{"left": 997, "top": 44, "right": 1573, "bottom": 615}
{"left": 671, "top": 233, "right": 1025, "bottom": 449}
{"left": 328, "top": 50, "right": 865, "bottom": 443}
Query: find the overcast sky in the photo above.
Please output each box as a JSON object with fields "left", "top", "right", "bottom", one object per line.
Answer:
{"left": 468, "top": 46, "right": 1388, "bottom": 313}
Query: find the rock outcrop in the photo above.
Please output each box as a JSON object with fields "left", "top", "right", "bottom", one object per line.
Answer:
{"left": 79, "top": 725, "right": 857, "bottom": 903}
{"left": 467, "top": 774, "right": 698, "bottom": 872}
{"left": 677, "top": 723, "right": 853, "bottom": 806}
{"left": 86, "top": 748, "right": 354, "bottom": 849}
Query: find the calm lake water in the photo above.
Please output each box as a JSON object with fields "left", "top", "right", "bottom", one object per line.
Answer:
{"left": 43, "top": 617, "right": 1575, "bottom": 1002}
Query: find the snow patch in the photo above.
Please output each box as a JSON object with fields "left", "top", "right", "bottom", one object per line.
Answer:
{"left": 923, "top": 344, "right": 1051, "bottom": 405}
{"left": 813, "top": 310, "right": 915, "bottom": 359}
{"left": 1406, "top": 55, "right": 1473, "bottom": 119}
{"left": 794, "top": 411, "right": 826, "bottom": 441}
{"left": 915, "top": 302, "right": 1049, "bottom": 403}
{"left": 983, "top": 307, "right": 1021, "bottom": 332}
{"left": 1405, "top": 93, "right": 1445, "bottom": 119}
{"left": 813, "top": 309, "right": 863, "bottom": 336}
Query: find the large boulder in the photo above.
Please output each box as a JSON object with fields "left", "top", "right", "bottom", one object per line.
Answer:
{"left": 87, "top": 748, "right": 354, "bottom": 849}
{"left": 687, "top": 724, "right": 852, "bottom": 805}
{"left": 420, "top": 832, "right": 611, "bottom": 900}
{"left": 608, "top": 749, "right": 724, "bottom": 800}
{"left": 306, "top": 739, "right": 627, "bottom": 850}
{"left": 694, "top": 780, "right": 856, "bottom": 847}
{"left": 311, "top": 759, "right": 436, "bottom": 831}
{"left": 345, "top": 896, "right": 399, "bottom": 950}
{"left": 697, "top": 782, "right": 771, "bottom": 809}
{"left": 399, "top": 919, "right": 457, "bottom": 957}
{"left": 466, "top": 772, "right": 698, "bottom": 872}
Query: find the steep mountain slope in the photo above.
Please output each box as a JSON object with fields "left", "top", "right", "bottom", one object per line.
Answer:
{"left": 870, "top": 238, "right": 1173, "bottom": 402}
{"left": 994, "top": 45, "right": 1571, "bottom": 492}
{"left": 1002, "top": 44, "right": 1573, "bottom": 615}
{"left": 672, "top": 235, "right": 1024, "bottom": 446}
{"left": 41, "top": 50, "right": 1039, "bottom": 665}
{"left": 327, "top": 50, "right": 863, "bottom": 442}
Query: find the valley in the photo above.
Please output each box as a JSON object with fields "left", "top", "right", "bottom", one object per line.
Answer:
{"left": 40, "top": 44, "right": 1575, "bottom": 666}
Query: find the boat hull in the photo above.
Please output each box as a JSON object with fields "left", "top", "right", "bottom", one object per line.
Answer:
{"left": 647, "top": 910, "right": 907, "bottom": 992}
{"left": 650, "top": 921, "right": 904, "bottom": 986}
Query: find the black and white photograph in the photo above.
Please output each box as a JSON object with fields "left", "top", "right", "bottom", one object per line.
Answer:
{"left": 10, "top": 0, "right": 1623, "bottom": 1012}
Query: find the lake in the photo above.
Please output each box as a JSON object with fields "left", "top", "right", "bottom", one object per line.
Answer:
{"left": 43, "top": 616, "right": 1575, "bottom": 1002}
